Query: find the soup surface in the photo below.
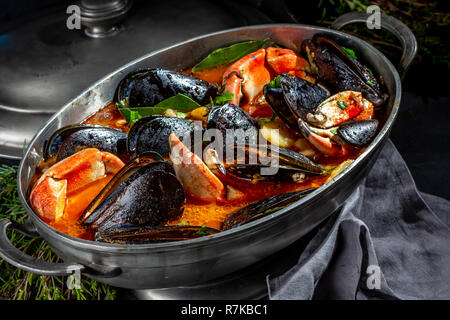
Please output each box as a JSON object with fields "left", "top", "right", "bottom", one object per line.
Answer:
{"left": 29, "top": 39, "right": 385, "bottom": 242}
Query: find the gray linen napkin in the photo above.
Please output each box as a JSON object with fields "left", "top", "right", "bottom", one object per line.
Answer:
{"left": 267, "top": 139, "right": 450, "bottom": 300}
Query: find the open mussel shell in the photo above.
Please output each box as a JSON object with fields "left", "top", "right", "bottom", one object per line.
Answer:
{"left": 302, "top": 35, "right": 387, "bottom": 107}
{"left": 222, "top": 164, "right": 311, "bottom": 184}
{"left": 95, "top": 225, "right": 220, "bottom": 244}
{"left": 115, "top": 68, "right": 219, "bottom": 107}
{"left": 280, "top": 73, "right": 330, "bottom": 120}
{"left": 263, "top": 86, "right": 298, "bottom": 131}
{"left": 206, "top": 103, "right": 259, "bottom": 146}
{"left": 80, "top": 158, "right": 185, "bottom": 233}
{"left": 231, "top": 144, "right": 322, "bottom": 174}
{"left": 43, "top": 124, "right": 128, "bottom": 161}
{"left": 313, "top": 36, "right": 382, "bottom": 92}
{"left": 127, "top": 116, "right": 203, "bottom": 158}
{"left": 337, "top": 119, "right": 379, "bottom": 147}
{"left": 213, "top": 144, "right": 322, "bottom": 184}
{"left": 222, "top": 188, "right": 316, "bottom": 230}
{"left": 263, "top": 73, "right": 329, "bottom": 131}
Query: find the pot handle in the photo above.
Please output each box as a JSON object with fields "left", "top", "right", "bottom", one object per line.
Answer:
{"left": 0, "top": 218, "right": 120, "bottom": 278}
{"left": 331, "top": 11, "right": 417, "bottom": 79}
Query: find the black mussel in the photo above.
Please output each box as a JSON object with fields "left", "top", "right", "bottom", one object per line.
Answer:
{"left": 263, "top": 86, "right": 298, "bottom": 131}
{"left": 264, "top": 73, "right": 329, "bottom": 131}
{"left": 222, "top": 164, "right": 312, "bottom": 184}
{"left": 206, "top": 103, "right": 259, "bottom": 146}
{"left": 115, "top": 68, "right": 219, "bottom": 107}
{"left": 43, "top": 125, "right": 128, "bottom": 161}
{"left": 314, "top": 36, "right": 383, "bottom": 93}
{"left": 222, "top": 188, "right": 316, "bottom": 230}
{"left": 128, "top": 116, "right": 203, "bottom": 158}
{"left": 80, "top": 159, "right": 185, "bottom": 233}
{"left": 231, "top": 144, "right": 322, "bottom": 173}
{"left": 95, "top": 225, "right": 220, "bottom": 244}
{"left": 337, "top": 119, "right": 379, "bottom": 147}
{"left": 280, "top": 73, "right": 330, "bottom": 119}
{"left": 211, "top": 144, "right": 322, "bottom": 184}
{"left": 302, "top": 35, "right": 388, "bottom": 107}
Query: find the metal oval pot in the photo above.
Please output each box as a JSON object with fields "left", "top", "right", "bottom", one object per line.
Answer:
{"left": 0, "top": 12, "right": 417, "bottom": 292}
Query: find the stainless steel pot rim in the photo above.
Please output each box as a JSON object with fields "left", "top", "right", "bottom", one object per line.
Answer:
{"left": 17, "top": 23, "right": 402, "bottom": 252}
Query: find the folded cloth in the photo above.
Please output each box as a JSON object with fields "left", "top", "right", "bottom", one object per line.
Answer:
{"left": 267, "top": 139, "right": 450, "bottom": 300}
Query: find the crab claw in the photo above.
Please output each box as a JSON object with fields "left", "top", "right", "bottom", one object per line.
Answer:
{"left": 223, "top": 48, "right": 271, "bottom": 106}
{"left": 169, "top": 133, "right": 225, "bottom": 202}
{"left": 30, "top": 148, "right": 125, "bottom": 222}
{"left": 266, "top": 47, "right": 310, "bottom": 75}
{"left": 297, "top": 119, "right": 347, "bottom": 157}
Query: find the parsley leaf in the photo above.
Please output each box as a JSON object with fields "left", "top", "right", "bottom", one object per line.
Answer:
{"left": 321, "top": 166, "right": 337, "bottom": 175}
{"left": 257, "top": 112, "right": 277, "bottom": 126}
{"left": 267, "top": 75, "right": 281, "bottom": 88}
{"left": 337, "top": 101, "right": 347, "bottom": 110}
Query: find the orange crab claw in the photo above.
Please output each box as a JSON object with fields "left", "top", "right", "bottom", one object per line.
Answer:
{"left": 169, "top": 133, "right": 225, "bottom": 202}
{"left": 223, "top": 48, "right": 271, "bottom": 106}
{"left": 30, "top": 148, "right": 125, "bottom": 222}
{"left": 266, "top": 47, "right": 310, "bottom": 74}
{"left": 297, "top": 119, "right": 347, "bottom": 157}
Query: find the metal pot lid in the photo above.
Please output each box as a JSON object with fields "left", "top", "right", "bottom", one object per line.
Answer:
{"left": 0, "top": 0, "right": 271, "bottom": 159}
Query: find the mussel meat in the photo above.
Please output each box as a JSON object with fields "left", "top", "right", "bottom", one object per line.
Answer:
{"left": 305, "top": 90, "right": 374, "bottom": 129}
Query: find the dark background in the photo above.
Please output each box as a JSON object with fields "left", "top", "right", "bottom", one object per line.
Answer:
{"left": 0, "top": 0, "right": 449, "bottom": 199}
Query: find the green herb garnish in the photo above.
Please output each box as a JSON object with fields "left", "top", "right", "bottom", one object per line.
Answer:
{"left": 342, "top": 46, "right": 357, "bottom": 60}
{"left": 119, "top": 94, "right": 201, "bottom": 124}
{"left": 330, "top": 128, "right": 338, "bottom": 135}
{"left": 212, "top": 92, "right": 234, "bottom": 106}
{"left": 192, "top": 38, "right": 270, "bottom": 72}
{"left": 337, "top": 101, "right": 347, "bottom": 110}
{"left": 366, "top": 80, "right": 375, "bottom": 86}
{"left": 321, "top": 166, "right": 337, "bottom": 175}
{"left": 193, "top": 225, "right": 210, "bottom": 236}
{"left": 153, "top": 94, "right": 201, "bottom": 111}
{"left": 267, "top": 75, "right": 281, "bottom": 88}
{"left": 116, "top": 99, "right": 128, "bottom": 107}
{"left": 257, "top": 112, "right": 277, "bottom": 126}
